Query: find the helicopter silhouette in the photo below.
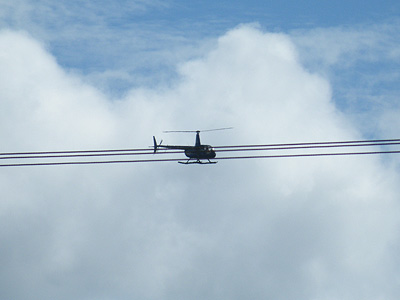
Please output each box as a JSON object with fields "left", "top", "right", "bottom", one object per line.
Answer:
{"left": 153, "top": 128, "right": 232, "bottom": 164}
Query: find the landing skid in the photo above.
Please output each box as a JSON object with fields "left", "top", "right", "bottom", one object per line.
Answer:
{"left": 178, "top": 159, "right": 217, "bottom": 165}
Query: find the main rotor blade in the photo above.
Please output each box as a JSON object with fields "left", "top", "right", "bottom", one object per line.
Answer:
{"left": 163, "top": 130, "right": 197, "bottom": 133}
{"left": 201, "top": 127, "right": 233, "bottom": 132}
{"left": 163, "top": 127, "right": 233, "bottom": 133}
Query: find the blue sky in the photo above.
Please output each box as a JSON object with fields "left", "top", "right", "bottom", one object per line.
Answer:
{"left": 1, "top": 1, "right": 400, "bottom": 300}
{"left": 3, "top": 0, "right": 395, "bottom": 130}
{"left": 5, "top": 1, "right": 400, "bottom": 75}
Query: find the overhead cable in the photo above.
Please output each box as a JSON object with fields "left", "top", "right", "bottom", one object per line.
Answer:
{"left": 1, "top": 139, "right": 400, "bottom": 161}
{"left": 1, "top": 149, "right": 400, "bottom": 168}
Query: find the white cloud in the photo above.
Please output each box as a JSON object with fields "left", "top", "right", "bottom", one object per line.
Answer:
{"left": 292, "top": 23, "right": 400, "bottom": 68}
{"left": 0, "top": 0, "right": 203, "bottom": 93}
{"left": 290, "top": 22, "right": 400, "bottom": 141}
{"left": 0, "top": 30, "right": 117, "bottom": 150}
{"left": 0, "top": 25, "right": 400, "bottom": 300}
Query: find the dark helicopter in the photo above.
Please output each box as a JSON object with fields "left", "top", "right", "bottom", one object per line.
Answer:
{"left": 153, "top": 128, "right": 232, "bottom": 164}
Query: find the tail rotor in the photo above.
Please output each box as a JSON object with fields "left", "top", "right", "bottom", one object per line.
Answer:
{"left": 153, "top": 136, "right": 158, "bottom": 153}
{"left": 153, "top": 136, "right": 163, "bottom": 153}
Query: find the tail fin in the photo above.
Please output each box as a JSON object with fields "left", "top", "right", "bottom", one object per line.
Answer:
{"left": 153, "top": 136, "right": 158, "bottom": 153}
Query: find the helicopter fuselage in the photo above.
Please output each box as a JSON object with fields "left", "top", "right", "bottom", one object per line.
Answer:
{"left": 184, "top": 145, "right": 216, "bottom": 159}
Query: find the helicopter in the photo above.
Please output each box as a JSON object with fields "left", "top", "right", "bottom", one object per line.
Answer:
{"left": 153, "top": 128, "right": 232, "bottom": 164}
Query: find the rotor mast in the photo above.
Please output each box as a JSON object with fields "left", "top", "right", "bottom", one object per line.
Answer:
{"left": 195, "top": 130, "right": 201, "bottom": 147}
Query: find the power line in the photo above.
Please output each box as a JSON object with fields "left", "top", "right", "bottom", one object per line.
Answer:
{"left": 217, "top": 150, "right": 400, "bottom": 161}
{"left": 1, "top": 139, "right": 399, "bottom": 161}
{"left": 0, "top": 149, "right": 400, "bottom": 168}
{"left": 1, "top": 138, "right": 400, "bottom": 167}
{"left": 214, "top": 138, "right": 400, "bottom": 149}
{"left": 3, "top": 138, "right": 399, "bottom": 157}
{"left": 216, "top": 141, "right": 400, "bottom": 153}
{"left": 0, "top": 150, "right": 179, "bottom": 160}
{"left": 0, "top": 157, "right": 183, "bottom": 167}
{"left": 0, "top": 147, "right": 152, "bottom": 156}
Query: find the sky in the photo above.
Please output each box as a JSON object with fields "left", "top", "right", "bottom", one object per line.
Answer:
{"left": 1, "top": 1, "right": 400, "bottom": 299}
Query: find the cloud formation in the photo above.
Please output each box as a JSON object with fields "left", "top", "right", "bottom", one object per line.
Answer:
{"left": 292, "top": 23, "right": 400, "bottom": 138}
{"left": 0, "top": 25, "right": 400, "bottom": 300}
